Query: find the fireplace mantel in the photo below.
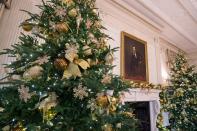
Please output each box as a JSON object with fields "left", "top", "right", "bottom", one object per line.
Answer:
{"left": 123, "top": 88, "right": 161, "bottom": 131}
{"left": 123, "top": 88, "right": 161, "bottom": 102}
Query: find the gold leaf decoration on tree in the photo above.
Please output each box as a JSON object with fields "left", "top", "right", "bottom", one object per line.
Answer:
{"left": 62, "top": 63, "right": 81, "bottom": 79}
{"left": 74, "top": 59, "right": 90, "bottom": 70}
{"left": 96, "top": 95, "right": 109, "bottom": 108}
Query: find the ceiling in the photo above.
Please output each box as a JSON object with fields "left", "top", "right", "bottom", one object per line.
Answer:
{"left": 119, "top": 0, "right": 197, "bottom": 54}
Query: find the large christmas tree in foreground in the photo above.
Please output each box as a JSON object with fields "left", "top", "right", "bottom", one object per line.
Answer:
{"left": 160, "top": 53, "right": 197, "bottom": 130}
{"left": 0, "top": 0, "right": 139, "bottom": 130}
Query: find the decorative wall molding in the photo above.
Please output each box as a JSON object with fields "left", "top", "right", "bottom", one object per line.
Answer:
{"left": 135, "top": 0, "right": 197, "bottom": 46}
{"left": 178, "top": 0, "right": 197, "bottom": 23}
{"left": 110, "top": 0, "right": 163, "bottom": 32}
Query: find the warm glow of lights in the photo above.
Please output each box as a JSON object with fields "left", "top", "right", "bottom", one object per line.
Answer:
{"left": 161, "top": 66, "right": 169, "bottom": 83}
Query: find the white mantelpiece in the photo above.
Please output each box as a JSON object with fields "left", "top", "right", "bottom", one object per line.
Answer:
{"left": 123, "top": 88, "right": 161, "bottom": 131}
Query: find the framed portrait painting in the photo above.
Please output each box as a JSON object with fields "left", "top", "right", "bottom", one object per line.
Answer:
{"left": 121, "top": 32, "right": 149, "bottom": 82}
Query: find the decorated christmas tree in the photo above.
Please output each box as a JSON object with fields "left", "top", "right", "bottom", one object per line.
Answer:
{"left": 0, "top": 0, "right": 140, "bottom": 130}
{"left": 161, "top": 53, "right": 197, "bottom": 130}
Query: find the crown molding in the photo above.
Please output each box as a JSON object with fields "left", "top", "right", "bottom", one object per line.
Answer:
{"left": 109, "top": 0, "right": 163, "bottom": 32}
{"left": 135, "top": 0, "right": 197, "bottom": 46}
{"left": 177, "top": 0, "right": 197, "bottom": 23}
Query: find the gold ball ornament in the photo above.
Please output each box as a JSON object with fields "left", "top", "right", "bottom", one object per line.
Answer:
{"left": 13, "top": 122, "right": 25, "bottom": 131}
{"left": 94, "top": 21, "right": 101, "bottom": 28}
{"left": 55, "top": 22, "right": 69, "bottom": 33}
{"left": 22, "top": 21, "right": 33, "bottom": 32}
{"left": 62, "top": 0, "right": 74, "bottom": 6}
{"left": 92, "top": 9, "right": 98, "bottom": 14}
{"left": 83, "top": 45, "right": 92, "bottom": 56}
{"left": 23, "top": 65, "right": 43, "bottom": 80}
{"left": 54, "top": 58, "right": 68, "bottom": 70}
{"left": 68, "top": 8, "right": 78, "bottom": 18}
{"left": 97, "top": 95, "right": 109, "bottom": 108}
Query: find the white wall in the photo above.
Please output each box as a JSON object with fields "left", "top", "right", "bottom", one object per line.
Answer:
{"left": 0, "top": 0, "right": 41, "bottom": 79}
{"left": 97, "top": 0, "right": 162, "bottom": 84}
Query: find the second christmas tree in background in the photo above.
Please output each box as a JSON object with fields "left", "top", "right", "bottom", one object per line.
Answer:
{"left": 159, "top": 53, "right": 197, "bottom": 130}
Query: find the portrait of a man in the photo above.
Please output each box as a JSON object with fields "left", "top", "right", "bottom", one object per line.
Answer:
{"left": 121, "top": 32, "right": 148, "bottom": 82}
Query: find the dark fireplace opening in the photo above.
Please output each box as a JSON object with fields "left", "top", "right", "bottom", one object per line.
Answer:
{"left": 126, "top": 102, "right": 150, "bottom": 131}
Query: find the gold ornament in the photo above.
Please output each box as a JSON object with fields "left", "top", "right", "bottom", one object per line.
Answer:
{"left": 44, "top": 109, "right": 57, "bottom": 122}
{"left": 55, "top": 22, "right": 69, "bottom": 33}
{"left": 83, "top": 45, "right": 92, "bottom": 56}
{"left": 54, "top": 58, "right": 68, "bottom": 70}
{"left": 62, "top": 0, "right": 74, "bottom": 6}
{"left": 92, "top": 9, "right": 98, "bottom": 14}
{"left": 62, "top": 63, "right": 82, "bottom": 79}
{"left": 74, "top": 59, "right": 90, "bottom": 70}
{"left": 23, "top": 65, "right": 43, "bottom": 80}
{"left": 13, "top": 122, "right": 25, "bottom": 131}
{"left": 102, "top": 124, "right": 113, "bottom": 131}
{"left": 22, "top": 21, "right": 33, "bottom": 32}
{"left": 97, "top": 95, "right": 109, "bottom": 108}
{"left": 109, "top": 97, "right": 118, "bottom": 113}
{"left": 94, "top": 21, "right": 101, "bottom": 28}
{"left": 68, "top": 8, "right": 78, "bottom": 18}
{"left": 105, "top": 53, "right": 114, "bottom": 65}
{"left": 38, "top": 92, "right": 57, "bottom": 122}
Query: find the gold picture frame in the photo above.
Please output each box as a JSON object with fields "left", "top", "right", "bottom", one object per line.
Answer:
{"left": 121, "top": 31, "right": 149, "bottom": 83}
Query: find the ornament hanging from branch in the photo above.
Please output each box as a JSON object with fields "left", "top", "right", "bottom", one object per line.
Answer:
{"left": 18, "top": 85, "right": 32, "bottom": 103}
